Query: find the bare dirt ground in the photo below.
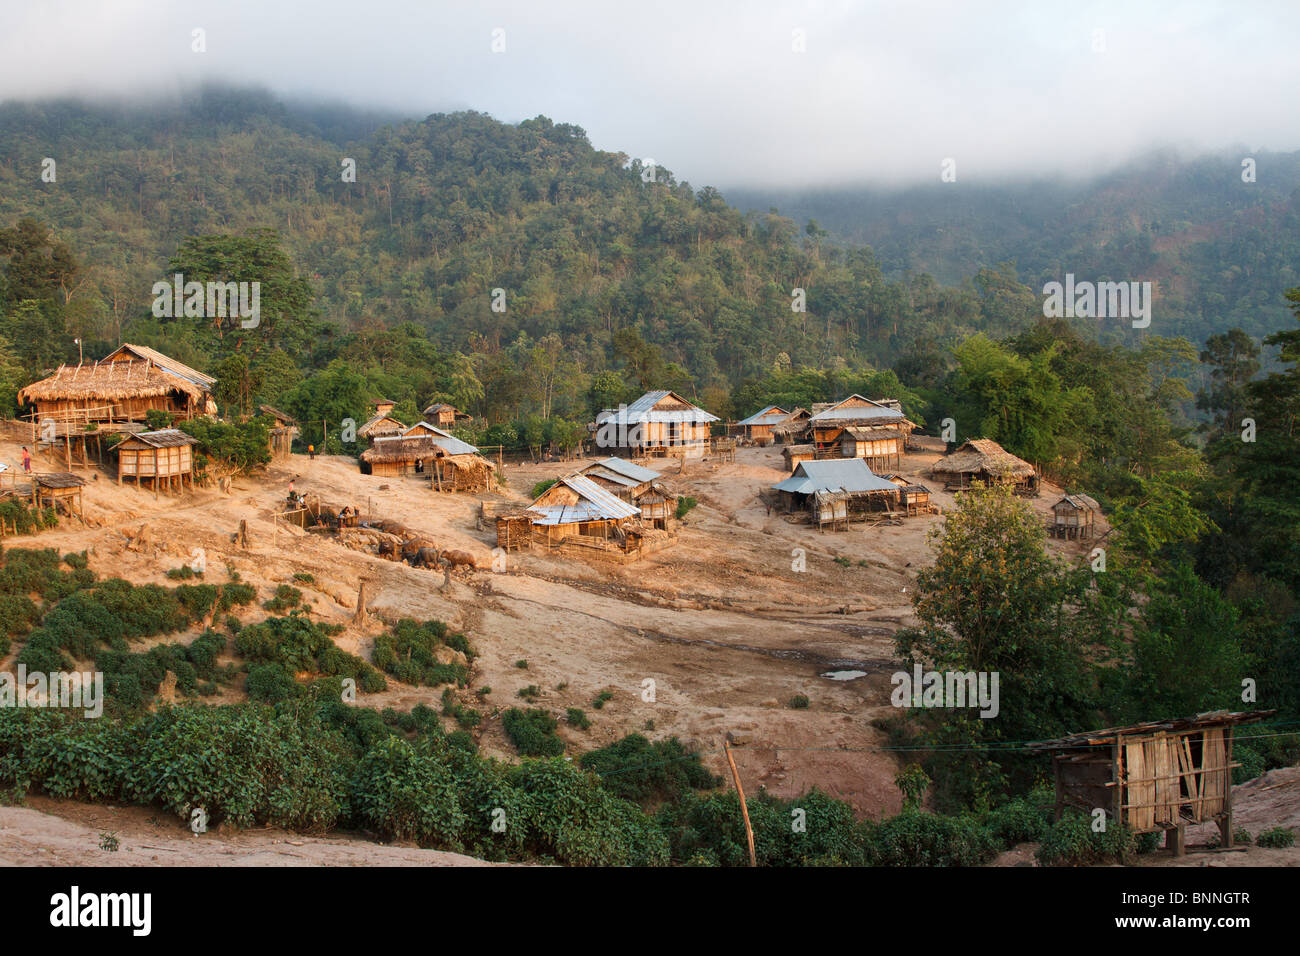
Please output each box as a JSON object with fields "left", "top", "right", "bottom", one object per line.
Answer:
{"left": 5, "top": 423, "right": 1293, "bottom": 867}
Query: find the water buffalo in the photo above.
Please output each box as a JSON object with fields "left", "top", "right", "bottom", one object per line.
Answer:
{"left": 441, "top": 549, "right": 478, "bottom": 570}
{"left": 376, "top": 539, "right": 398, "bottom": 561}
{"left": 410, "top": 546, "right": 441, "bottom": 569}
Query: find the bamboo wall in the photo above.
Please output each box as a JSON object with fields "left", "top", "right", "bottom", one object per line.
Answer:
{"left": 118, "top": 444, "right": 193, "bottom": 478}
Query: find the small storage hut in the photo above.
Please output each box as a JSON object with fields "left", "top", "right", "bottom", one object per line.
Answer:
{"left": 931, "top": 438, "right": 1039, "bottom": 496}
{"left": 782, "top": 444, "right": 817, "bottom": 472}
{"left": 883, "top": 474, "right": 935, "bottom": 516}
{"left": 260, "top": 405, "right": 299, "bottom": 460}
{"left": 115, "top": 429, "right": 199, "bottom": 495}
{"left": 1029, "top": 710, "right": 1274, "bottom": 855}
{"left": 32, "top": 473, "right": 86, "bottom": 519}
{"left": 1051, "top": 493, "right": 1101, "bottom": 539}
{"left": 423, "top": 403, "right": 472, "bottom": 428}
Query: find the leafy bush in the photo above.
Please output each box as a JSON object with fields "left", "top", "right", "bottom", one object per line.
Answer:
{"left": 566, "top": 707, "right": 591, "bottom": 730}
{"left": 871, "top": 808, "right": 998, "bottom": 866}
{"left": 502, "top": 708, "right": 564, "bottom": 757}
{"left": 788, "top": 694, "right": 810, "bottom": 709}
{"left": 1036, "top": 811, "right": 1138, "bottom": 865}
{"left": 674, "top": 496, "right": 698, "bottom": 519}
{"left": 981, "top": 788, "right": 1054, "bottom": 847}
{"left": 530, "top": 479, "right": 557, "bottom": 498}
{"left": 350, "top": 736, "right": 467, "bottom": 848}
{"left": 371, "top": 619, "right": 471, "bottom": 687}
{"left": 579, "top": 734, "right": 719, "bottom": 805}
{"left": 1256, "top": 827, "right": 1295, "bottom": 849}
{"left": 263, "top": 584, "right": 302, "bottom": 613}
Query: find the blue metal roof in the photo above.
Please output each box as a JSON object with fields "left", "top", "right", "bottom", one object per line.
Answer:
{"left": 736, "top": 405, "right": 789, "bottom": 427}
{"left": 773, "top": 458, "right": 899, "bottom": 495}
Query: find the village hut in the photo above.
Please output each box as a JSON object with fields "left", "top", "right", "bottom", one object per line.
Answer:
{"left": 782, "top": 443, "right": 817, "bottom": 472}
{"left": 839, "top": 426, "right": 907, "bottom": 471}
{"left": 882, "top": 474, "right": 935, "bottom": 516}
{"left": 259, "top": 404, "right": 299, "bottom": 459}
{"left": 513, "top": 473, "right": 642, "bottom": 554}
{"left": 930, "top": 438, "right": 1039, "bottom": 495}
{"left": 773, "top": 458, "right": 900, "bottom": 525}
{"left": 734, "top": 405, "right": 790, "bottom": 445}
{"left": 770, "top": 407, "right": 811, "bottom": 444}
{"left": 806, "top": 395, "right": 913, "bottom": 451}
{"left": 592, "top": 390, "right": 719, "bottom": 459}
{"left": 115, "top": 429, "right": 199, "bottom": 495}
{"left": 17, "top": 344, "right": 215, "bottom": 468}
{"left": 360, "top": 426, "right": 495, "bottom": 491}
{"left": 423, "top": 402, "right": 472, "bottom": 428}
{"left": 576, "top": 459, "right": 678, "bottom": 527}
{"left": 1051, "top": 493, "right": 1101, "bottom": 539}
{"left": 358, "top": 404, "right": 406, "bottom": 441}
{"left": 1029, "top": 710, "right": 1274, "bottom": 856}
{"left": 31, "top": 472, "right": 86, "bottom": 519}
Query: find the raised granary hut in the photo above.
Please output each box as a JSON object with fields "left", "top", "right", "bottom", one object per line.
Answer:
{"left": 1029, "top": 710, "right": 1274, "bottom": 856}
{"left": 782, "top": 443, "right": 817, "bottom": 472}
{"left": 115, "top": 428, "right": 199, "bottom": 496}
{"left": 1051, "top": 493, "right": 1101, "bottom": 539}
{"left": 506, "top": 473, "right": 673, "bottom": 560}
{"left": 18, "top": 344, "right": 215, "bottom": 468}
{"left": 930, "top": 438, "right": 1040, "bottom": 496}
{"left": 734, "top": 405, "right": 804, "bottom": 445}
{"left": 883, "top": 473, "right": 936, "bottom": 516}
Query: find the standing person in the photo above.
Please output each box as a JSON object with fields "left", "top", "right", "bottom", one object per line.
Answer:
{"left": 21, "top": 446, "right": 31, "bottom": 474}
{"left": 308, "top": 443, "right": 316, "bottom": 460}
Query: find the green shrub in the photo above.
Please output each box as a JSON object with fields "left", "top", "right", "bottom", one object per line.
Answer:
{"left": 350, "top": 736, "right": 467, "bottom": 848}
{"left": 530, "top": 479, "right": 557, "bottom": 499}
{"left": 580, "top": 734, "right": 719, "bottom": 805}
{"left": 788, "top": 694, "right": 810, "bottom": 709}
{"left": 371, "top": 619, "right": 472, "bottom": 687}
{"left": 872, "top": 808, "right": 997, "bottom": 866}
{"left": 981, "top": 788, "right": 1054, "bottom": 847}
{"left": 1257, "top": 827, "right": 1295, "bottom": 849}
{"left": 263, "top": 584, "right": 302, "bottom": 613}
{"left": 1036, "top": 811, "right": 1138, "bottom": 865}
{"left": 565, "top": 707, "right": 591, "bottom": 730}
{"left": 246, "top": 663, "right": 298, "bottom": 702}
{"left": 592, "top": 690, "right": 614, "bottom": 709}
{"left": 502, "top": 708, "right": 564, "bottom": 757}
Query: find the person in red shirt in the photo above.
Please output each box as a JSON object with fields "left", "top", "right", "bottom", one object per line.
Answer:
{"left": 21, "top": 446, "right": 31, "bottom": 473}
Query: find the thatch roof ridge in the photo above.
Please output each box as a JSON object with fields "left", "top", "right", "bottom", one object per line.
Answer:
{"left": 18, "top": 360, "right": 206, "bottom": 403}
{"left": 931, "top": 438, "right": 1035, "bottom": 478}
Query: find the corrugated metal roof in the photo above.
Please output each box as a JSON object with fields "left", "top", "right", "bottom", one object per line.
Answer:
{"left": 597, "top": 390, "right": 719, "bottom": 424}
{"left": 401, "top": 421, "right": 479, "bottom": 454}
{"left": 736, "top": 405, "right": 789, "bottom": 427}
{"left": 809, "top": 396, "right": 904, "bottom": 423}
{"left": 585, "top": 457, "right": 660, "bottom": 483}
{"left": 773, "top": 458, "right": 899, "bottom": 495}
{"left": 529, "top": 473, "right": 639, "bottom": 524}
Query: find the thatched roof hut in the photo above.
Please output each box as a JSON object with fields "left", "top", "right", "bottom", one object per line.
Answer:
{"left": 18, "top": 343, "right": 216, "bottom": 426}
{"left": 931, "top": 439, "right": 1039, "bottom": 495}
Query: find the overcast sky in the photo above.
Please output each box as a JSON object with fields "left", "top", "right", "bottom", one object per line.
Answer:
{"left": 2, "top": 0, "right": 1297, "bottom": 188}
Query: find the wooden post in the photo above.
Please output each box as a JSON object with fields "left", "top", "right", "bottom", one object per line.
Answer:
{"left": 352, "top": 580, "right": 368, "bottom": 624}
{"left": 724, "top": 737, "right": 756, "bottom": 867}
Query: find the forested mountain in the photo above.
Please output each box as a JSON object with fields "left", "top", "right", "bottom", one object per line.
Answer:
{"left": 729, "top": 150, "right": 1300, "bottom": 346}
{"left": 0, "top": 85, "right": 1128, "bottom": 415}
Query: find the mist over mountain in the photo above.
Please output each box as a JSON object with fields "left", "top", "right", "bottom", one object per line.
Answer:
{"left": 728, "top": 150, "right": 1300, "bottom": 344}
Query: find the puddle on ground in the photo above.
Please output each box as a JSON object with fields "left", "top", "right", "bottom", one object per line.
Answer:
{"left": 821, "top": 669, "right": 868, "bottom": 681}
